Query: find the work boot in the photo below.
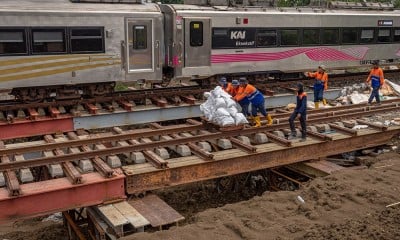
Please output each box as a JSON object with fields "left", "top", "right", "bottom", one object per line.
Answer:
{"left": 322, "top": 99, "right": 327, "bottom": 105}
{"left": 300, "top": 137, "right": 307, "bottom": 142}
{"left": 254, "top": 116, "right": 261, "bottom": 127}
{"left": 266, "top": 114, "right": 273, "bottom": 125}
{"left": 314, "top": 102, "right": 319, "bottom": 109}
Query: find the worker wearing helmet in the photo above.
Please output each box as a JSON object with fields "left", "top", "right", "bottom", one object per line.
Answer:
{"left": 232, "top": 78, "right": 250, "bottom": 117}
{"left": 218, "top": 77, "right": 229, "bottom": 91}
{"left": 234, "top": 77, "right": 273, "bottom": 127}
{"left": 288, "top": 83, "right": 307, "bottom": 142}
{"left": 305, "top": 65, "right": 328, "bottom": 109}
{"left": 366, "top": 60, "right": 384, "bottom": 105}
{"left": 230, "top": 79, "right": 240, "bottom": 96}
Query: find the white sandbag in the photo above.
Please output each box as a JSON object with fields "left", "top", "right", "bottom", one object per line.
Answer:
{"left": 211, "top": 86, "right": 224, "bottom": 98}
{"left": 218, "top": 116, "right": 235, "bottom": 126}
{"left": 227, "top": 106, "right": 238, "bottom": 116}
{"left": 215, "top": 107, "right": 230, "bottom": 117}
{"left": 234, "top": 113, "right": 248, "bottom": 125}
{"left": 203, "top": 92, "right": 211, "bottom": 99}
{"left": 220, "top": 90, "right": 233, "bottom": 99}
{"left": 214, "top": 97, "right": 227, "bottom": 109}
{"left": 225, "top": 98, "right": 237, "bottom": 108}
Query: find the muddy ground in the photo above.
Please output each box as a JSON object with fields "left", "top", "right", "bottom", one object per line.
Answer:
{"left": 1, "top": 150, "right": 399, "bottom": 240}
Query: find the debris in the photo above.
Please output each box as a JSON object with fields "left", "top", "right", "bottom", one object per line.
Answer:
{"left": 352, "top": 125, "right": 368, "bottom": 130}
{"left": 42, "top": 212, "right": 63, "bottom": 223}
{"left": 386, "top": 201, "right": 400, "bottom": 208}
{"left": 296, "top": 195, "right": 305, "bottom": 204}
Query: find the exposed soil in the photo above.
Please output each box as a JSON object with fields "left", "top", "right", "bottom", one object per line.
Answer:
{"left": 1, "top": 150, "right": 399, "bottom": 240}
{"left": 130, "top": 151, "right": 400, "bottom": 240}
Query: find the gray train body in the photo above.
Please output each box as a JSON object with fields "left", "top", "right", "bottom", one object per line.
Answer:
{"left": 162, "top": 4, "right": 400, "bottom": 80}
{"left": 0, "top": 0, "right": 399, "bottom": 99}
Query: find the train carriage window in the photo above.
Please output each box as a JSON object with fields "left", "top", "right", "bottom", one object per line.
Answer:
{"left": 256, "top": 29, "right": 276, "bottom": 47}
{"left": 360, "top": 29, "right": 375, "bottom": 44}
{"left": 70, "top": 28, "right": 104, "bottom": 53}
{"left": 190, "top": 22, "right": 203, "bottom": 47}
{"left": 394, "top": 29, "right": 400, "bottom": 42}
{"left": 321, "top": 29, "right": 339, "bottom": 45}
{"left": 280, "top": 29, "right": 299, "bottom": 46}
{"left": 0, "top": 29, "right": 27, "bottom": 55}
{"left": 32, "top": 29, "right": 66, "bottom": 53}
{"left": 342, "top": 28, "right": 358, "bottom": 44}
{"left": 303, "top": 29, "right": 320, "bottom": 45}
{"left": 377, "top": 28, "right": 391, "bottom": 43}
{"left": 133, "top": 25, "right": 147, "bottom": 49}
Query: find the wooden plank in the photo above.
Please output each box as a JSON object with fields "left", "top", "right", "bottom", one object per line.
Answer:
{"left": 87, "top": 207, "right": 117, "bottom": 240}
{"left": 129, "top": 194, "right": 184, "bottom": 228}
{"left": 304, "top": 160, "right": 345, "bottom": 175}
{"left": 113, "top": 201, "right": 150, "bottom": 229}
{"left": 97, "top": 204, "right": 129, "bottom": 228}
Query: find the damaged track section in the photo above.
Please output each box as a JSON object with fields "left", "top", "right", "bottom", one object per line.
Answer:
{"left": 0, "top": 103, "right": 399, "bottom": 222}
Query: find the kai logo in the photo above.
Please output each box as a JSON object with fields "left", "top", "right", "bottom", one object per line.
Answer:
{"left": 230, "top": 31, "right": 246, "bottom": 40}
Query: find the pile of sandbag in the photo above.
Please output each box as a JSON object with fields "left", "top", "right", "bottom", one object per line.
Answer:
{"left": 200, "top": 86, "right": 248, "bottom": 126}
{"left": 336, "top": 80, "right": 398, "bottom": 105}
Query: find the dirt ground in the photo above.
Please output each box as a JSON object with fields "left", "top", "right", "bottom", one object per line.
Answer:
{"left": 1, "top": 151, "right": 399, "bottom": 240}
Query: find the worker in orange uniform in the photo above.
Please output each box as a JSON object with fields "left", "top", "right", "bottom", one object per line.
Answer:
{"left": 234, "top": 77, "right": 273, "bottom": 127}
{"left": 305, "top": 65, "right": 328, "bottom": 109}
{"left": 232, "top": 78, "right": 250, "bottom": 117}
{"left": 288, "top": 83, "right": 307, "bottom": 142}
{"left": 366, "top": 60, "right": 384, "bottom": 105}
{"left": 218, "top": 77, "right": 233, "bottom": 94}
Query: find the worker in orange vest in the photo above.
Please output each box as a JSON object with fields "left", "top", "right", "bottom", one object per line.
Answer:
{"left": 234, "top": 77, "right": 273, "bottom": 127}
{"left": 218, "top": 77, "right": 232, "bottom": 94}
{"left": 288, "top": 83, "right": 307, "bottom": 142}
{"left": 366, "top": 60, "right": 384, "bottom": 105}
{"left": 305, "top": 65, "right": 328, "bottom": 109}
{"left": 232, "top": 78, "right": 250, "bottom": 117}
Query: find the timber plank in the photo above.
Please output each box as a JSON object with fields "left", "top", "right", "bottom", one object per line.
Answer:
{"left": 129, "top": 194, "right": 184, "bottom": 227}
{"left": 113, "top": 201, "right": 150, "bottom": 229}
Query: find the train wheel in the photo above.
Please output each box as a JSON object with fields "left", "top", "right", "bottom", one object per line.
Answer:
{"left": 13, "top": 88, "right": 47, "bottom": 102}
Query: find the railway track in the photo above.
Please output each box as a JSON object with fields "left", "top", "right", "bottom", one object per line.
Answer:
{"left": 0, "top": 101, "right": 398, "bottom": 192}
{"left": 0, "top": 100, "right": 399, "bottom": 239}
{"left": 0, "top": 70, "right": 398, "bottom": 116}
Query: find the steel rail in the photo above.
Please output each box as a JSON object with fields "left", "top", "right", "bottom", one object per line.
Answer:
{"left": 0, "top": 105, "right": 398, "bottom": 171}
{"left": 125, "top": 128, "right": 400, "bottom": 194}
{"left": 0, "top": 85, "right": 205, "bottom": 112}
{"left": 1, "top": 102, "right": 395, "bottom": 157}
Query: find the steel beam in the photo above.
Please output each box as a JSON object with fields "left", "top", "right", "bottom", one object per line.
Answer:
{"left": 125, "top": 129, "right": 399, "bottom": 194}
{"left": 0, "top": 117, "right": 74, "bottom": 140}
{"left": 0, "top": 172, "right": 125, "bottom": 223}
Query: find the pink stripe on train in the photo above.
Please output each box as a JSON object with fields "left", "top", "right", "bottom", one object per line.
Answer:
{"left": 211, "top": 47, "right": 369, "bottom": 63}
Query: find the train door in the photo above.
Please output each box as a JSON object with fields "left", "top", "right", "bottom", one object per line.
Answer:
{"left": 125, "top": 18, "right": 162, "bottom": 80}
{"left": 184, "top": 18, "right": 211, "bottom": 68}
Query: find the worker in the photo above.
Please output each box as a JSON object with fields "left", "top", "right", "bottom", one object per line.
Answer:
{"left": 232, "top": 78, "right": 250, "bottom": 117}
{"left": 218, "top": 77, "right": 235, "bottom": 96}
{"left": 305, "top": 65, "right": 328, "bottom": 109}
{"left": 230, "top": 79, "right": 240, "bottom": 96}
{"left": 288, "top": 83, "right": 307, "bottom": 142}
{"left": 366, "top": 60, "right": 384, "bottom": 105}
{"left": 234, "top": 77, "right": 273, "bottom": 127}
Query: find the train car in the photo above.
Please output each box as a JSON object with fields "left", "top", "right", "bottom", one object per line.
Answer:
{"left": 0, "top": 0, "right": 163, "bottom": 101}
{"left": 161, "top": 4, "right": 400, "bottom": 82}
